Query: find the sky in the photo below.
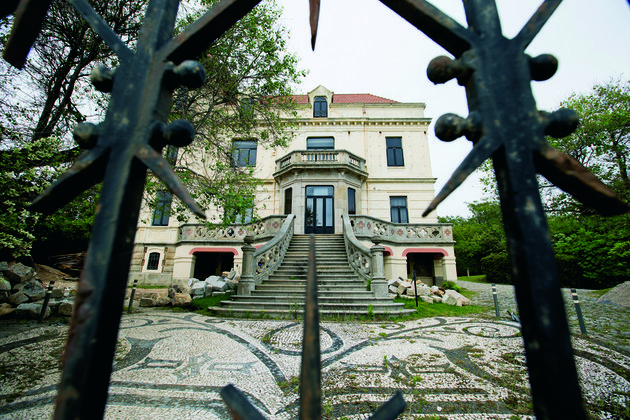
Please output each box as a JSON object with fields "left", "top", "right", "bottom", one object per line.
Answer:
{"left": 274, "top": 0, "right": 630, "bottom": 217}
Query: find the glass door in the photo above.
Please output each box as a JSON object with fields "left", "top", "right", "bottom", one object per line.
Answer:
{"left": 305, "top": 186, "right": 334, "bottom": 234}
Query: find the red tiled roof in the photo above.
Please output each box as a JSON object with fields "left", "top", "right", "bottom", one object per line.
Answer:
{"left": 289, "top": 93, "right": 398, "bottom": 104}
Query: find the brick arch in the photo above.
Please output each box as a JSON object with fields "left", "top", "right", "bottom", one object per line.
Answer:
{"left": 402, "top": 248, "right": 448, "bottom": 257}
{"left": 189, "top": 247, "right": 239, "bottom": 256}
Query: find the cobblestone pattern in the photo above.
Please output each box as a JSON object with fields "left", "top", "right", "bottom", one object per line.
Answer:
{"left": 1, "top": 304, "right": 629, "bottom": 419}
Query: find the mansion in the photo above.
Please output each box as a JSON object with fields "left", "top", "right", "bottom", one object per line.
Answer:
{"left": 129, "top": 85, "right": 457, "bottom": 288}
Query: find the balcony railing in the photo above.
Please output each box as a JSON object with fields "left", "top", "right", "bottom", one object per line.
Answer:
{"left": 275, "top": 149, "right": 367, "bottom": 174}
{"left": 348, "top": 215, "right": 454, "bottom": 244}
{"left": 178, "top": 215, "right": 287, "bottom": 242}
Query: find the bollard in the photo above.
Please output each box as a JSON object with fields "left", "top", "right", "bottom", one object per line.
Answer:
{"left": 413, "top": 271, "right": 418, "bottom": 308}
{"left": 127, "top": 279, "right": 138, "bottom": 313}
{"left": 38, "top": 280, "right": 55, "bottom": 323}
{"left": 492, "top": 283, "right": 500, "bottom": 318}
{"left": 571, "top": 288, "right": 588, "bottom": 335}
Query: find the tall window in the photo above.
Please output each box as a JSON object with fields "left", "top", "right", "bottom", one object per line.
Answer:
{"left": 233, "top": 140, "right": 257, "bottom": 167}
{"left": 348, "top": 188, "right": 356, "bottom": 215}
{"left": 146, "top": 252, "right": 160, "bottom": 270}
{"left": 313, "top": 96, "right": 327, "bottom": 117}
{"left": 307, "top": 137, "right": 334, "bottom": 150}
{"left": 152, "top": 191, "right": 172, "bottom": 226}
{"left": 390, "top": 196, "right": 408, "bottom": 223}
{"left": 386, "top": 137, "right": 404, "bottom": 166}
{"left": 284, "top": 188, "right": 293, "bottom": 215}
{"left": 234, "top": 207, "right": 253, "bottom": 224}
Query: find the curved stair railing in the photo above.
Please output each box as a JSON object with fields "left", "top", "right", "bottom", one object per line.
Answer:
{"left": 252, "top": 214, "right": 295, "bottom": 283}
{"left": 341, "top": 214, "right": 372, "bottom": 286}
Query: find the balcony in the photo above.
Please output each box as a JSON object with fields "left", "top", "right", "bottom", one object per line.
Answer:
{"left": 348, "top": 215, "right": 454, "bottom": 244}
{"left": 177, "top": 215, "right": 287, "bottom": 243}
{"left": 274, "top": 149, "right": 368, "bottom": 180}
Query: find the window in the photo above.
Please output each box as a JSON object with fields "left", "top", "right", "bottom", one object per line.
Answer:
{"left": 284, "top": 188, "right": 292, "bottom": 215}
{"left": 313, "top": 96, "right": 327, "bottom": 117}
{"left": 152, "top": 191, "right": 172, "bottom": 226}
{"left": 386, "top": 137, "right": 404, "bottom": 166}
{"left": 307, "top": 137, "right": 334, "bottom": 150}
{"left": 234, "top": 207, "right": 253, "bottom": 224}
{"left": 233, "top": 140, "right": 257, "bottom": 167}
{"left": 390, "top": 196, "right": 408, "bottom": 223}
{"left": 348, "top": 188, "right": 356, "bottom": 215}
{"left": 146, "top": 252, "right": 161, "bottom": 270}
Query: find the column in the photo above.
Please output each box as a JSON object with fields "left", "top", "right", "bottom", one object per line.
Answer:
{"left": 238, "top": 236, "right": 256, "bottom": 296}
{"left": 370, "top": 237, "right": 387, "bottom": 297}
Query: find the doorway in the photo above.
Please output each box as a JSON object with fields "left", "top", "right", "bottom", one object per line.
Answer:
{"left": 305, "top": 186, "right": 334, "bottom": 234}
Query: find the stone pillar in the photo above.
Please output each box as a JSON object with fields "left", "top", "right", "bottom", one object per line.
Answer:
{"left": 434, "top": 258, "right": 445, "bottom": 287}
{"left": 370, "top": 237, "right": 387, "bottom": 297}
{"left": 238, "top": 236, "right": 256, "bottom": 296}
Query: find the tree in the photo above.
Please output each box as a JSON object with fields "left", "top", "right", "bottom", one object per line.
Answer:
{"left": 440, "top": 200, "right": 506, "bottom": 276}
{"left": 147, "top": 0, "right": 305, "bottom": 226}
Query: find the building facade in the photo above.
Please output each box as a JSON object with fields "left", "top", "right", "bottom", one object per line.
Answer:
{"left": 129, "top": 85, "right": 457, "bottom": 287}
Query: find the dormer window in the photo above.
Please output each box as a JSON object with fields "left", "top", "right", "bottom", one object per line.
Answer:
{"left": 313, "top": 96, "right": 327, "bottom": 117}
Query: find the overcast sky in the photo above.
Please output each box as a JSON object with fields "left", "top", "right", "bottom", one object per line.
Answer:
{"left": 274, "top": 0, "right": 630, "bottom": 217}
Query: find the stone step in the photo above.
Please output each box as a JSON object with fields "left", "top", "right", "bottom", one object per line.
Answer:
{"left": 251, "top": 290, "right": 375, "bottom": 298}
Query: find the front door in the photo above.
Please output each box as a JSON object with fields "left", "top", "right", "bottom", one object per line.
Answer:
{"left": 305, "top": 186, "right": 334, "bottom": 234}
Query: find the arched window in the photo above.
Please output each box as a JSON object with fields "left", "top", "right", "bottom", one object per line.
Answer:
{"left": 313, "top": 96, "right": 327, "bottom": 117}
{"left": 146, "top": 252, "right": 161, "bottom": 270}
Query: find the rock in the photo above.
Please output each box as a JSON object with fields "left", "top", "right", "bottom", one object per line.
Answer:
{"left": 188, "top": 277, "right": 200, "bottom": 287}
{"left": 50, "top": 288, "right": 63, "bottom": 299}
{"left": 169, "top": 284, "right": 183, "bottom": 299}
{"left": 388, "top": 285, "right": 398, "bottom": 294}
{"left": 155, "top": 296, "right": 171, "bottom": 307}
{"left": 433, "top": 296, "right": 442, "bottom": 303}
{"left": 0, "top": 261, "right": 9, "bottom": 275}
{"left": 0, "top": 277, "right": 10, "bottom": 292}
{"left": 5, "top": 263, "right": 35, "bottom": 284}
{"left": 172, "top": 293, "right": 191, "bottom": 307}
{"left": 227, "top": 270, "right": 237, "bottom": 280}
{"left": 21, "top": 280, "right": 46, "bottom": 301}
{"left": 443, "top": 290, "right": 472, "bottom": 306}
{"left": 191, "top": 282, "right": 206, "bottom": 298}
{"left": 598, "top": 281, "right": 630, "bottom": 308}
{"left": 10, "top": 291, "right": 29, "bottom": 306}
{"left": 0, "top": 291, "right": 9, "bottom": 303}
{"left": 205, "top": 276, "right": 228, "bottom": 293}
{"left": 58, "top": 301, "right": 74, "bottom": 316}
{"left": 139, "top": 297, "right": 156, "bottom": 307}
{"left": 225, "top": 279, "right": 238, "bottom": 292}
{"left": 16, "top": 303, "right": 49, "bottom": 319}
{"left": 407, "top": 282, "right": 431, "bottom": 297}
{"left": 420, "top": 296, "right": 434, "bottom": 304}
{"left": 0, "top": 306, "right": 16, "bottom": 317}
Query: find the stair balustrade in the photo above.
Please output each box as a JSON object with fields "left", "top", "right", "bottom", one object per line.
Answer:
{"left": 252, "top": 214, "right": 295, "bottom": 284}
{"left": 341, "top": 214, "right": 372, "bottom": 286}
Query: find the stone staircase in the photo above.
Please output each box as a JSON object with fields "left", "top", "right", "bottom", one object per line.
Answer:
{"left": 210, "top": 234, "right": 412, "bottom": 319}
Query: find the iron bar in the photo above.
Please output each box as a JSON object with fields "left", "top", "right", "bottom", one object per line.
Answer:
{"left": 413, "top": 271, "right": 418, "bottom": 307}
{"left": 38, "top": 280, "right": 54, "bottom": 323}
{"left": 571, "top": 288, "right": 588, "bottom": 335}
{"left": 127, "top": 279, "right": 138, "bottom": 313}
{"left": 491, "top": 283, "right": 499, "bottom": 319}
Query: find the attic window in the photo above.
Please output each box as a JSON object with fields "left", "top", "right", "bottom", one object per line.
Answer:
{"left": 313, "top": 96, "right": 327, "bottom": 117}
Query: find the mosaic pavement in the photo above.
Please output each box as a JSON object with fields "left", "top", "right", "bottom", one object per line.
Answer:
{"left": 1, "top": 311, "right": 629, "bottom": 419}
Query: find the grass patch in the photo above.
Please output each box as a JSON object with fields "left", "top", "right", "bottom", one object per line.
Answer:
{"left": 457, "top": 275, "right": 487, "bottom": 284}
{"left": 190, "top": 293, "right": 233, "bottom": 313}
{"left": 587, "top": 287, "right": 613, "bottom": 298}
{"left": 394, "top": 294, "right": 485, "bottom": 319}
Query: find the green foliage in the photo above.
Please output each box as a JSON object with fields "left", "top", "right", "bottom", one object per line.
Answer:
{"left": 190, "top": 293, "right": 233, "bottom": 312}
{"left": 0, "top": 137, "right": 67, "bottom": 258}
{"left": 146, "top": 0, "right": 306, "bottom": 227}
{"left": 480, "top": 252, "right": 512, "bottom": 284}
{"left": 441, "top": 281, "right": 461, "bottom": 293}
{"left": 439, "top": 200, "right": 506, "bottom": 276}
{"left": 393, "top": 294, "right": 484, "bottom": 319}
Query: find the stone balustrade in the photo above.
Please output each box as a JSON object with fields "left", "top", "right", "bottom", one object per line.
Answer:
{"left": 178, "top": 215, "right": 287, "bottom": 243}
{"left": 348, "top": 215, "right": 454, "bottom": 243}
{"left": 275, "top": 149, "right": 367, "bottom": 173}
{"left": 341, "top": 214, "right": 372, "bottom": 283}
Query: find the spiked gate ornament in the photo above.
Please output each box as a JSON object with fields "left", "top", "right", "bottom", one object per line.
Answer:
{"left": 378, "top": 0, "right": 629, "bottom": 419}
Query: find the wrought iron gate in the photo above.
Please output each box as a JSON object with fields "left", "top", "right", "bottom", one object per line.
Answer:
{"left": 2, "top": 0, "right": 628, "bottom": 419}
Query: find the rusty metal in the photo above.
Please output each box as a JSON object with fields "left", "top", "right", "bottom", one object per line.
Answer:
{"left": 380, "top": 0, "right": 628, "bottom": 419}
{"left": 4, "top": 0, "right": 628, "bottom": 418}
{"left": 38, "top": 280, "right": 55, "bottom": 323}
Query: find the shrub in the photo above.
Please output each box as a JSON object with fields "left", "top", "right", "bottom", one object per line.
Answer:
{"left": 480, "top": 252, "right": 512, "bottom": 284}
{"left": 441, "top": 281, "right": 461, "bottom": 293}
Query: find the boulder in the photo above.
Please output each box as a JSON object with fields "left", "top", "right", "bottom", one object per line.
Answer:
{"left": 0, "top": 261, "right": 9, "bottom": 276}
{"left": 139, "top": 297, "right": 156, "bottom": 307}
{"left": 10, "top": 291, "right": 29, "bottom": 306}
{"left": 0, "top": 291, "right": 9, "bottom": 303}
{"left": 5, "top": 263, "right": 35, "bottom": 284}
{"left": 388, "top": 285, "right": 398, "bottom": 294}
{"left": 16, "top": 303, "right": 49, "bottom": 319}
{"left": 50, "top": 288, "right": 63, "bottom": 299}
{"left": 597, "top": 281, "right": 630, "bottom": 308}
{"left": 443, "top": 290, "right": 472, "bottom": 306}
{"left": 205, "top": 276, "right": 229, "bottom": 293}
{"left": 0, "top": 277, "right": 10, "bottom": 292}
{"left": 21, "top": 280, "right": 46, "bottom": 301}
{"left": 155, "top": 295, "right": 171, "bottom": 307}
{"left": 188, "top": 277, "right": 200, "bottom": 287}
{"left": 0, "top": 306, "right": 16, "bottom": 318}
{"left": 191, "top": 281, "right": 206, "bottom": 298}
{"left": 58, "top": 301, "right": 74, "bottom": 316}
{"left": 420, "top": 296, "right": 434, "bottom": 304}
{"left": 407, "top": 282, "right": 431, "bottom": 297}
{"left": 172, "top": 293, "right": 191, "bottom": 307}
{"left": 432, "top": 296, "right": 443, "bottom": 303}
{"left": 227, "top": 270, "right": 237, "bottom": 280}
